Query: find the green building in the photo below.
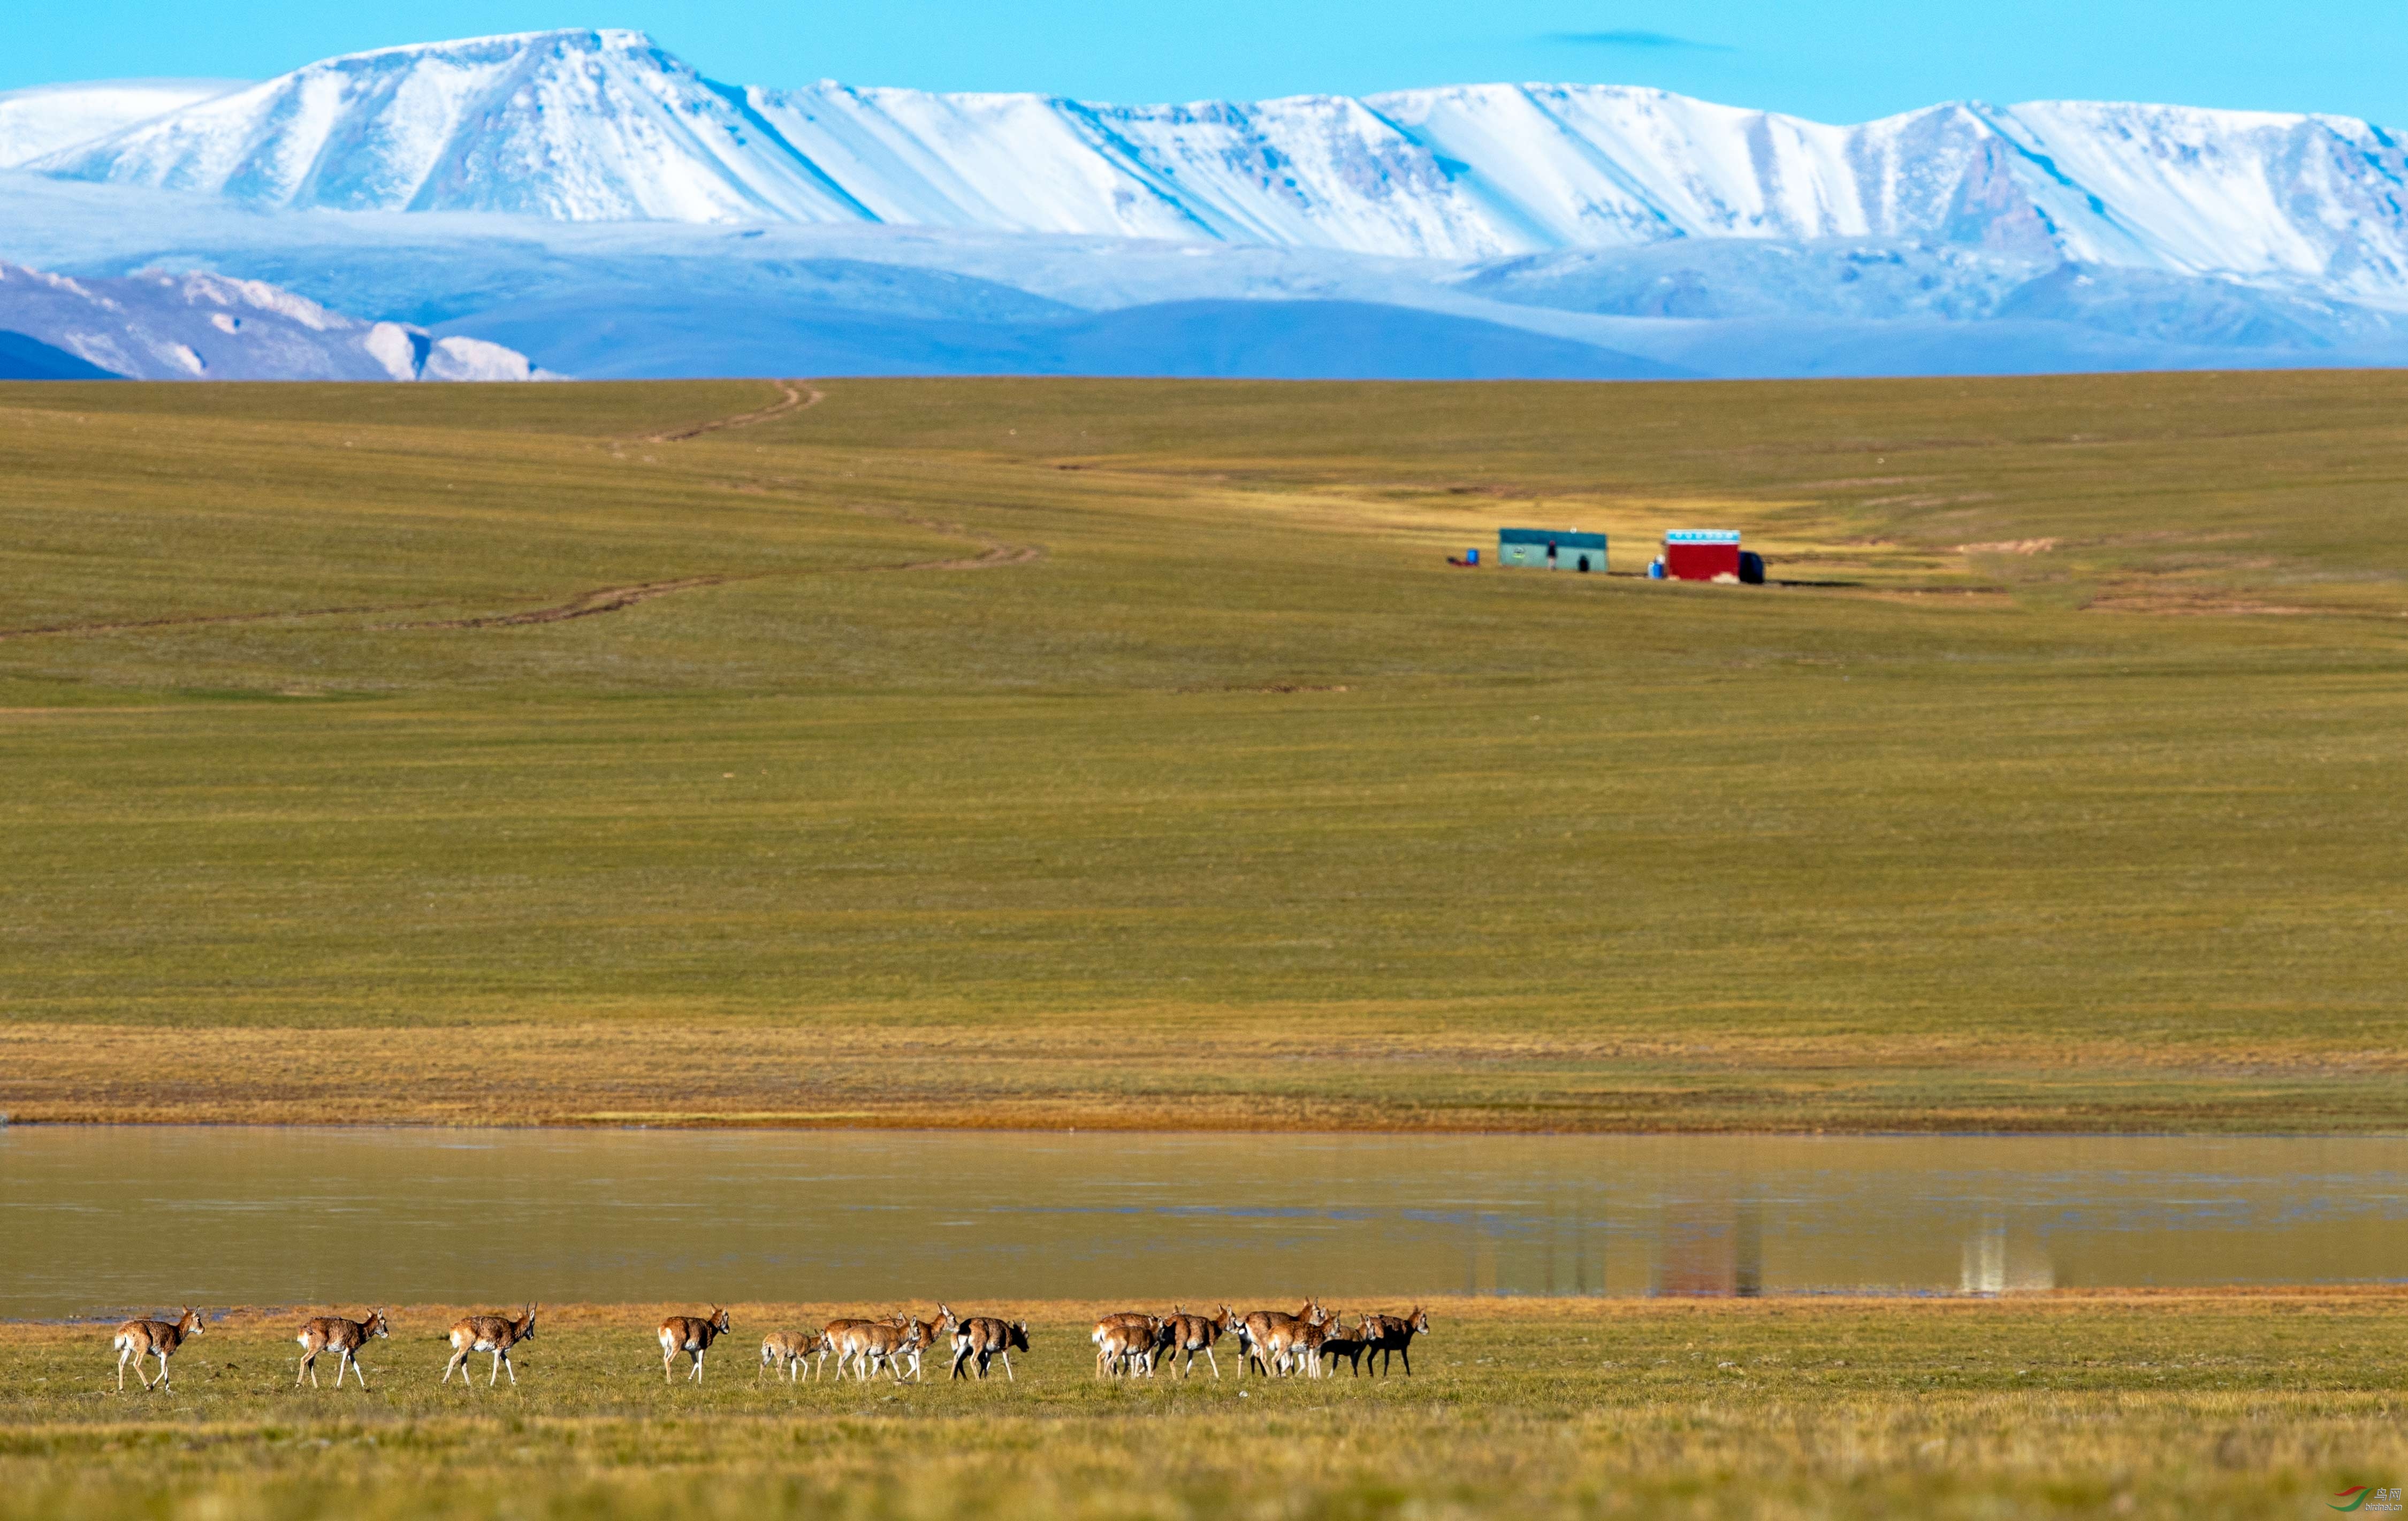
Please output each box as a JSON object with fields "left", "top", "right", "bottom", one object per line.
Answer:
{"left": 1498, "top": 528, "right": 1607, "bottom": 572}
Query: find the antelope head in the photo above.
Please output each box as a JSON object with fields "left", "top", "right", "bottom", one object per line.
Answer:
{"left": 366, "top": 1309, "right": 391, "bottom": 1339}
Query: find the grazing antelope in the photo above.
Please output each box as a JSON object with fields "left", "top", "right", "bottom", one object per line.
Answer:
{"left": 758, "top": 1329, "right": 826, "bottom": 1382}
{"left": 1161, "top": 1305, "right": 1240, "bottom": 1379}
{"left": 112, "top": 1307, "right": 204, "bottom": 1392}
{"left": 1091, "top": 1311, "right": 1165, "bottom": 1378}
{"left": 442, "top": 1304, "right": 538, "bottom": 1388}
{"left": 1238, "top": 1301, "right": 1324, "bottom": 1378}
{"left": 659, "top": 1306, "right": 733, "bottom": 1383}
{"left": 1360, "top": 1306, "right": 1431, "bottom": 1375}
{"left": 949, "top": 1316, "right": 1029, "bottom": 1381}
{"left": 886, "top": 1306, "right": 957, "bottom": 1382}
{"left": 295, "top": 1308, "right": 389, "bottom": 1390}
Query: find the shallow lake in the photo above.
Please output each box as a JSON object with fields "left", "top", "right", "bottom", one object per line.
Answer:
{"left": 2, "top": 1128, "right": 2402, "bottom": 1317}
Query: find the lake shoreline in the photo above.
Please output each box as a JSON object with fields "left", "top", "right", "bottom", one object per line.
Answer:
{"left": 10, "top": 1019, "right": 2406, "bottom": 1136}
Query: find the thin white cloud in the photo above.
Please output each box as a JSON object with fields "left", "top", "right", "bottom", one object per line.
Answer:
{"left": 1544, "top": 29, "right": 1735, "bottom": 52}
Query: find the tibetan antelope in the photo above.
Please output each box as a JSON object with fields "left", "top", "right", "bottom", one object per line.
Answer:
{"left": 1238, "top": 1300, "right": 1324, "bottom": 1378}
{"left": 1161, "top": 1305, "right": 1240, "bottom": 1378}
{"left": 828, "top": 1318, "right": 919, "bottom": 1382}
{"left": 758, "top": 1329, "right": 826, "bottom": 1382}
{"left": 818, "top": 1318, "right": 882, "bottom": 1381}
{"left": 112, "top": 1307, "right": 204, "bottom": 1393}
{"left": 295, "top": 1308, "right": 389, "bottom": 1390}
{"left": 1316, "top": 1317, "right": 1371, "bottom": 1377}
{"left": 1267, "top": 1303, "right": 1340, "bottom": 1377}
{"left": 886, "top": 1306, "right": 956, "bottom": 1382}
{"left": 949, "top": 1316, "right": 1029, "bottom": 1381}
{"left": 659, "top": 1306, "right": 733, "bottom": 1383}
{"left": 442, "top": 1304, "right": 537, "bottom": 1388}
{"left": 1361, "top": 1306, "right": 1431, "bottom": 1375}
{"left": 1284, "top": 1310, "right": 1337, "bottom": 1377}
{"left": 1091, "top": 1311, "right": 1165, "bottom": 1378}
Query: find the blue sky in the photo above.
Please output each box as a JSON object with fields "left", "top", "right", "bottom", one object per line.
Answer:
{"left": 10, "top": 1, "right": 2408, "bottom": 127}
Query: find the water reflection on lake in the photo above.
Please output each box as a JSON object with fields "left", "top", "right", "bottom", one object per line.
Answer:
{"left": 1, "top": 1128, "right": 2401, "bottom": 1317}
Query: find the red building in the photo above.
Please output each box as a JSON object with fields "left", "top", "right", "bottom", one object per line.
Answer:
{"left": 1663, "top": 529, "right": 1742, "bottom": 581}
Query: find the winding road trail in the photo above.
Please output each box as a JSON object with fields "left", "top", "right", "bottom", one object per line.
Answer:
{"left": 636, "top": 380, "right": 819, "bottom": 442}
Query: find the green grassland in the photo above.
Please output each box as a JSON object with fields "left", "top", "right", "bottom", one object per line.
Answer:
{"left": 2, "top": 1294, "right": 2401, "bottom": 1519}
{"left": 2, "top": 372, "right": 2405, "bottom": 1129}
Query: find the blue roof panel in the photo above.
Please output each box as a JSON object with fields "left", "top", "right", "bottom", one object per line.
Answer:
{"left": 1499, "top": 528, "right": 1607, "bottom": 548}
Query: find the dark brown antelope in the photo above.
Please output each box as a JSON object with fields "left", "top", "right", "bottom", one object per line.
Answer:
{"left": 442, "top": 1304, "right": 537, "bottom": 1388}
{"left": 758, "top": 1329, "right": 825, "bottom": 1382}
{"left": 1361, "top": 1306, "right": 1430, "bottom": 1375}
{"left": 295, "top": 1308, "right": 389, "bottom": 1389}
{"left": 1238, "top": 1300, "right": 1323, "bottom": 1378}
{"left": 112, "top": 1307, "right": 204, "bottom": 1392}
{"left": 949, "top": 1316, "right": 1029, "bottom": 1381}
{"left": 659, "top": 1306, "right": 733, "bottom": 1383}
{"left": 1316, "top": 1317, "right": 1370, "bottom": 1377}
{"left": 1161, "top": 1305, "right": 1240, "bottom": 1379}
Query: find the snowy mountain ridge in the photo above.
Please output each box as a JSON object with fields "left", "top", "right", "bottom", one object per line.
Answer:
{"left": 25, "top": 29, "right": 2408, "bottom": 296}
{"left": 0, "top": 78, "right": 246, "bottom": 169}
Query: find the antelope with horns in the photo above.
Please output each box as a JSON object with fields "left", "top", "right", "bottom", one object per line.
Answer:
{"left": 1161, "top": 1305, "right": 1239, "bottom": 1379}
{"left": 112, "top": 1307, "right": 204, "bottom": 1393}
{"left": 1360, "top": 1306, "right": 1431, "bottom": 1375}
{"left": 659, "top": 1306, "right": 733, "bottom": 1383}
{"left": 442, "top": 1304, "right": 538, "bottom": 1388}
{"left": 1090, "top": 1311, "right": 1165, "bottom": 1379}
{"left": 1238, "top": 1300, "right": 1324, "bottom": 1378}
{"left": 886, "top": 1306, "right": 957, "bottom": 1382}
{"left": 295, "top": 1308, "right": 389, "bottom": 1390}
{"left": 758, "top": 1329, "right": 826, "bottom": 1382}
{"left": 948, "top": 1316, "right": 1029, "bottom": 1381}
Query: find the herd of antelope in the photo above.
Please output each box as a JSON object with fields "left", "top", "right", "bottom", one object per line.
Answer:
{"left": 103, "top": 1301, "right": 1430, "bottom": 1392}
{"left": 1091, "top": 1302, "right": 1429, "bottom": 1380}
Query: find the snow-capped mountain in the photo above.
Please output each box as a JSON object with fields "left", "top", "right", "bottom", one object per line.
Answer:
{"left": 26, "top": 29, "right": 2408, "bottom": 296}
{"left": 29, "top": 32, "right": 862, "bottom": 222}
{"left": 0, "top": 260, "right": 548, "bottom": 380}
{"left": 11, "top": 29, "right": 2408, "bottom": 381}
{"left": 0, "top": 79, "right": 245, "bottom": 168}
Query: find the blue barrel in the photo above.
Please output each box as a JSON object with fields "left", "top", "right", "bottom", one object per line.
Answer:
{"left": 1466, "top": 548, "right": 1480, "bottom": 565}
